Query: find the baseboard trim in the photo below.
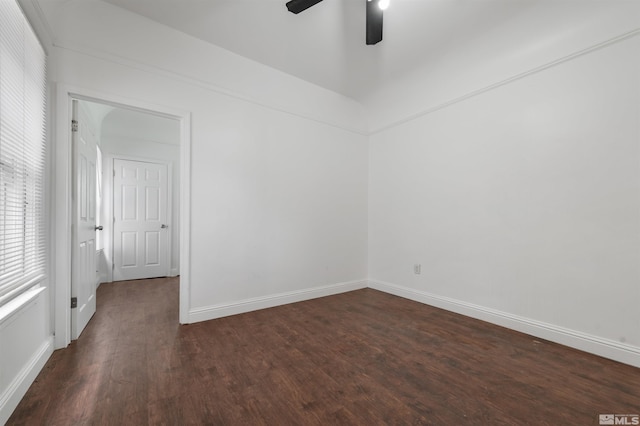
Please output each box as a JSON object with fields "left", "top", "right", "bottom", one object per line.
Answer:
{"left": 169, "top": 268, "right": 179, "bottom": 278}
{"left": 187, "top": 279, "right": 368, "bottom": 324}
{"left": 0, "top": 336, "right": 54, "bottom": 425}
{"left": 368, "top": 280, "right": 640, "bottom": 368}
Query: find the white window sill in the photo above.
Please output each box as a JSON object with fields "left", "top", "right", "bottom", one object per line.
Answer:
{"left": 0, "top": 286, "right": 46, "bottom": 327}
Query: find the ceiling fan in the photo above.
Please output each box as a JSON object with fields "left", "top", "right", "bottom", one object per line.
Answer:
{"left": 285, "top": 0, "right": 389, "bottom": 45}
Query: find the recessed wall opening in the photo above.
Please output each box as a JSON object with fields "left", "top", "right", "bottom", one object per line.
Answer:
{"left": 68, "top": 98, "right": 182, "bottom": 339}
{"left": 54, "top": 89, "right": 191, "bottom": 347}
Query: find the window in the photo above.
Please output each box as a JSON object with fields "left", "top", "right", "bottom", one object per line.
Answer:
{"left": 0, "top": 0, "right": 47, "bottom": 306}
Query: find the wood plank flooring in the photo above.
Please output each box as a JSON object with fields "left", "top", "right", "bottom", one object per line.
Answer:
{"left": 8, "top": 277, "right": 640, "bottom": 425}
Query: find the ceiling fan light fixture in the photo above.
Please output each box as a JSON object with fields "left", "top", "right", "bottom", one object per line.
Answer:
{"left": 366, "top": 0, "right": 384, "bottom": 45}
{"left": 286, "top": 0, "right": 324, "bottom": 14}
{"left": 286, "top": 0, "right": 386, "bottom": 45}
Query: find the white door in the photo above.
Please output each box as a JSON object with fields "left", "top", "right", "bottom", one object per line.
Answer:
{"left": 113, "top": 159, "right": 169, "bottom": 281}
{"left": 71, "top": 100, "right": 98, "bottom": 339}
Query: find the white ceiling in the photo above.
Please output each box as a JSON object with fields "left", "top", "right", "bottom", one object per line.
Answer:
{"left": 100, "top": 0, "right": 540, "bottom": 101}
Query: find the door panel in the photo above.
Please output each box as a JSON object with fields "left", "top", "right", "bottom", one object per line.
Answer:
{"left": 122, "top": 185, "right": 137, "bottom": 220}
{"left": 89, "top": 162, "right": 96, "bottom": 221}
{"left": 122, "top": 232, "right": 138, "bottom": 267}
{"left": 146, "top": 232, "right": 160, "bottom": 264}
{"left": 146, "top": 187, "right": 160, "bottom": 220}
{"left": 71, "top": 101, "right": 98, "bottom": 339}
{"left": 113, "top": 159, "right": 169, "bottom": 281}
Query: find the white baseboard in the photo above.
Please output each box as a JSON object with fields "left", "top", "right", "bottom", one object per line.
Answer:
{"left": 188, "top": 279, "right": 368, "bottom": 324}
{"left": 368, "top": 279, "right": 640, "bottom": 368}
{"left": 0, "top": 336, "right": 54, "bottom": 425}
{"left": 169, "top": 268, "right": 179, "bottom": 277}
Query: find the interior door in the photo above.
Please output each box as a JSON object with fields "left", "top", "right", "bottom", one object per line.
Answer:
{"left": 113, "top": 159, "right": 169, "bottom": 281}
{"left": 71, "top": 100, "right": 98, "bottom": 339}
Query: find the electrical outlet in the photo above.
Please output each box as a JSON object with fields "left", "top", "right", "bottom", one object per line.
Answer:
{"left": 414, "top": 264, "right": 421, "bottom": 274}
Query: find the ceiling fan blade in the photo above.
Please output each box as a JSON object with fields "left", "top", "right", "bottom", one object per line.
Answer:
{"left": 286, "top": 0, "right": 324, "bottom": 14}
{"left": 366, "top": 0, "right": 383, "bottom": 45}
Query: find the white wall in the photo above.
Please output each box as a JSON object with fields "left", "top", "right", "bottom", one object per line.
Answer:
{"left": 39, "top": 0, "right": 367, "bottom": 134}
{"left": 0, "top": 289, "right": 52, "bottom": 425}
{"left": 100, "top": 110, "right": 181, "bottom": 278}
{"left": 362, "top": 1, "right": 640, "bottom": 132}
{"left": 369, "top": 34, "right": 640, "bottom": 366}
{"left": 44, "top": 0, "right": 369, "bottom": 322}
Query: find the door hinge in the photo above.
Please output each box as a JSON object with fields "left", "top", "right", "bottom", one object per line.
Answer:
{"left": 71, "top": 297, "right": 78, "bottom": 309}
{"left": 71, "top": 120, "right": 78, "bottom": 132}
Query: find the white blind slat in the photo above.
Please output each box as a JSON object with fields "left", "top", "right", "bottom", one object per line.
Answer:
{"left": 0, "top": 0, "right": 47, "bottom": 304}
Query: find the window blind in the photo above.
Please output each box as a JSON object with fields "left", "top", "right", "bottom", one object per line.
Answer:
{"left": 0, "top": 0, "right": 47, "bottom": 306}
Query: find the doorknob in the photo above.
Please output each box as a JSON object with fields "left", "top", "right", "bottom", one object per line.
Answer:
{"left": 95, "top": 225, "right": 103, "bottom": 231}
{"left": 161, "top": 224, "right": 168, "bottom": 229}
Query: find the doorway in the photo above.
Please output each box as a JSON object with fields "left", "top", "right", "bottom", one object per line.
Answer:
{"left": 71, "top": 99, "right": 180, "bottom": 338}
{"left": 54, "top": 87, "right": 191, "bottom": 348}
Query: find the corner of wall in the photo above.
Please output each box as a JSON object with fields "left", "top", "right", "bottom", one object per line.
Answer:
{"left": 187, "top": 279, "right": 368, "bottom": 324}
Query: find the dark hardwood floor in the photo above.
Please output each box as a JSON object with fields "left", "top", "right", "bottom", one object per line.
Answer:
{"left": 8, "top": 277, "right": 640, "bottom": 425}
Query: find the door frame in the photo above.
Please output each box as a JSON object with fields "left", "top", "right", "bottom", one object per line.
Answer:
{"left": 107, "top": 155, "right": 174, "bottom": 283}
{"left": 54, "top": 84, "right": 192, "bottom": 349}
